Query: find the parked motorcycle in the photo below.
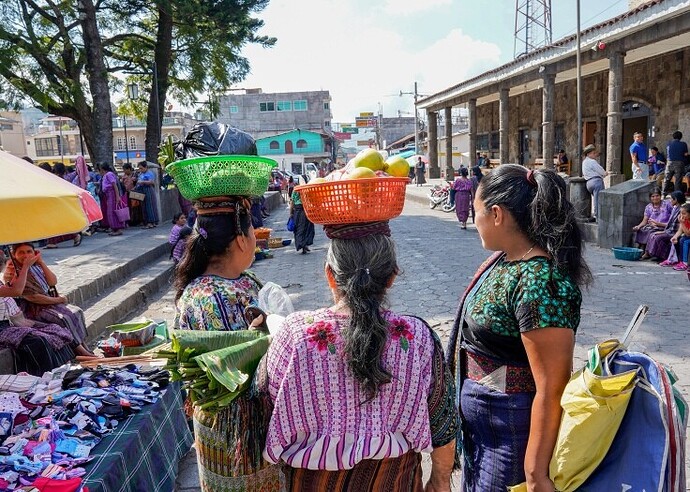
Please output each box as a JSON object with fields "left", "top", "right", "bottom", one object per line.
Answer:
{"left": 428, "top": 183, "right": 451, "bottom": 209}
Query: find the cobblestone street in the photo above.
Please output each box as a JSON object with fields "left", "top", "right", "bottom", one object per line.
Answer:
{"left": 134, "top": 191, "right": 690, "bottom": 491}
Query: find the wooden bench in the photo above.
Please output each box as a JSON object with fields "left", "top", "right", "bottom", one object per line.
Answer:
{"left": 530, "top": 157, "right": 571, "bottom": 175}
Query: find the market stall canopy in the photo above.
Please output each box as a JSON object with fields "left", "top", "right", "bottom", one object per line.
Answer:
{"left": 0, "top": 151, "right": 102, "bottom": 244}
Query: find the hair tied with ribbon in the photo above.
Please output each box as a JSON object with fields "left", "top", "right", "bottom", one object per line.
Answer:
{"left": 526, "top": 169, "right": 538, "bottom": 187}
{"left": 197, "top": 227, "right": 208, "bottom": 239}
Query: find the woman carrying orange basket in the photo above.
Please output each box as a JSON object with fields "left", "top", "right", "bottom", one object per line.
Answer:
{"left": 257, "top": 176, "right": 458, "bottom": 491}
{"left": 290, "top": 188, "right": 315, "bottom": 254}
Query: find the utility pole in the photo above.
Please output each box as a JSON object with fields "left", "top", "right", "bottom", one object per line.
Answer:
{"left": 414, "top": 81, "right": 419, "bottom": 154}
{"left": 575, "top": 0, "right": 582, "bottom": 175}
{"left": 400, "top": 82, "right": 421, "bottom": 154}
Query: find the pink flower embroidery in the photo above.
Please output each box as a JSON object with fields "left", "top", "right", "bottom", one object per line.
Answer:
{"left": 389, "top": 317, "right": 414, "bottom": 351}
{"left": 306, "top": 320, "right": 337, "bottom": 354}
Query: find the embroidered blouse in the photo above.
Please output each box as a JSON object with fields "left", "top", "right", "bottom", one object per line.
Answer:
{"left": 175, "top": 272, "right": 262, "bottom": 331}
{"left": 261, "top": 308, "right": 457, "bottom": 470}
{"left": 462, "top": 256, "right": 581, "bottom": 364}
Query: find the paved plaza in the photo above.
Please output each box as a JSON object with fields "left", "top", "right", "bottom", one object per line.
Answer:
{"left": 120, "top": 187, "right": 690, "bottom": 491}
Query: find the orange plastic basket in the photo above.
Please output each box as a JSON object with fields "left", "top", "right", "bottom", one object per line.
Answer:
{"left": 294, "top": 177, "right": 409, "bottom": 225}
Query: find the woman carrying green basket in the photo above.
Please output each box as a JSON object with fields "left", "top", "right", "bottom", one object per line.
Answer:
{"left": 166, "top": 147, "right": 283, "bottom": 491}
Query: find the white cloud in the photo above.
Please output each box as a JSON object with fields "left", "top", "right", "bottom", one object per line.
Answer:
{"left": 238, "top": 0, "right": 502, "bottom": 122}
{"left": 382, "top": 0, "right": 452, "bottom": 16}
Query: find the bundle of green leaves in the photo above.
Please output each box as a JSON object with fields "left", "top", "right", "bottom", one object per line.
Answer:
{"left": 156, "top": 329, "right": 270, "bottom": 411}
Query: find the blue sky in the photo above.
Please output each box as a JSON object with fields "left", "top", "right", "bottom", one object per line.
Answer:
{"left": 239, "top": 0, "right": 629, "bottom": 122}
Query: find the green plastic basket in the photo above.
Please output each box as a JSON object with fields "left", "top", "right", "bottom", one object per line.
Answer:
{"left": 167, "top": 155, "right": 278, "bottom": 200}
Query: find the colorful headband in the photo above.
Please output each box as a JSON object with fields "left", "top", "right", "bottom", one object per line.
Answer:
{"left": 323, "top": 221, "right": 391, "bottom": 240}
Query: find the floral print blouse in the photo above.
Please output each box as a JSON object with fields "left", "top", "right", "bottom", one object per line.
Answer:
{"left": 462, "top": 256, "right": 581, "bottom": 364}
{"left": 260, "top": 308, "right": 458, "bottom": 470}
{"left": 175, "top": 272, "right": 262, "bottom": 331}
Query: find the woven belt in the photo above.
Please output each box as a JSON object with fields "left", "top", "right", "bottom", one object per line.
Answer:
{"left": 465, "top": 350, "right": 536, "bottom": 393}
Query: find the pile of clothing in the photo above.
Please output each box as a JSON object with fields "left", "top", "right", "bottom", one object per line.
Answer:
{"left": 0, "top": 364, "right": 169, "bottom": 491}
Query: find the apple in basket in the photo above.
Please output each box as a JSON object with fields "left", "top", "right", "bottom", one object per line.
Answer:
{"left": 352, "top": 148, "right": 385, "bottom": 172}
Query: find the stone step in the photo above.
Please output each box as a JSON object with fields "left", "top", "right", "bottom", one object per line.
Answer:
{"left": 81, "top": 256, "right": 175, "bottom": 343}
{"left": 56, "top": 238, "right": 171, "bottom": 308}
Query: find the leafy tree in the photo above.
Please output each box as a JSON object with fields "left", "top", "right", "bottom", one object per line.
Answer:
{"left": 0, "top": 0, "right": 274, "bottom": 164}
{"left": 105, "top": 0, "right": 275, "bottom": 161}
{"left": 0, "top": 0, "right": 114, "bottom": 164}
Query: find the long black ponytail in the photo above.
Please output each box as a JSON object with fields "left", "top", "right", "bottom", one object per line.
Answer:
{"left": 326, "top": 234, "right": 399, "bottom": 401}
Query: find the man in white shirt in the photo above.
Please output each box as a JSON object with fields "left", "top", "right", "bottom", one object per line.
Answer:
{"left": 581, "top": 144, "right": 609, "bottom": 222}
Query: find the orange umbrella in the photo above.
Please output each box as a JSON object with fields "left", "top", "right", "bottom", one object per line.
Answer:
{"left": 0, "top": 151, "right": 102, "bottom": 244}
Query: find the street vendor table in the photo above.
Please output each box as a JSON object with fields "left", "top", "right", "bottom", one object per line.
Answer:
{"left": 81, "top": 382, "right": 193, "bottom": 492}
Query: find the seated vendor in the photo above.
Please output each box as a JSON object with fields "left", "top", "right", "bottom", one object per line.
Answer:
{"left": 3, "top": 244, "right": 94, "bottom": 357}
{"left": 0, "top": 251, "right": 77, "bottom": 375}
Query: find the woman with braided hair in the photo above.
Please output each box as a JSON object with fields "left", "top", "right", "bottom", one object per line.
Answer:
{"left": 174, "top": 196, "right": 265, "bottom": 331}
{"left": 257, "top": 220, "right": 458, "bottom": 491}
{"left": 447, "top": 164, "right": 591, "bottom": 491}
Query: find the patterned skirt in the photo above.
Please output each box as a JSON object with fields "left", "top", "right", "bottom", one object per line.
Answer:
{"left": 634, "top": 225, "right": 663, "bottom": 246}
{"left": 646, "top": 230, "right": 673, "bottom": 259}
{"left": 460, "top": 378, "right": 535, "bottom": 491}
{"left": 192, "top": 397, "right": 284, "bottom": 492}
{"left": 140, "top": 185, "right": 159, "bottom": 225}
{"left": 29, "top": 303, "right": 88, "bottom": 345}
{"left": 292, "top": 205, "right": 314, "bottom": 251}
{"left": 284, "top": 451, "right": 423, "bottom": 492}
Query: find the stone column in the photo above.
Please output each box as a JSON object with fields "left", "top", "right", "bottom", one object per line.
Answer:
{"left": 428, "top": 110, "right": 439, "bottom": 178}
{"left": 606, "top": 50, "right": 627, "bottom": 186}
{"left": 468, "top": 98, "right": 477, "bottom": 167}
{"left": 499, "top": 88, "right": 509, "bottom": 164}
{"left": 445, "top": 106, "right": 454, "bottom": 180}
{"left": 542, "top": 72, "right": 556, "bottom": 169}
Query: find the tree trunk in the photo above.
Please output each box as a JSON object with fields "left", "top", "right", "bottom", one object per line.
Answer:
{"left": 78, "top": 0, "right": 113, "bottom": 165}
{"left": 145, "top": 1, "right": 173, "bottom": 164}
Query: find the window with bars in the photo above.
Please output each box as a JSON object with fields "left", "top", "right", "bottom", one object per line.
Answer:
{"left": 129, "top": 136, "right": 136, "bottom": 149}
{"left": 269, "top": 141, "right": 279, "bottom": 150}
{"left": 259, "top": 102, "right": 275, "bottom": 112}
{"left": 116, "top": 137, "right": 125, "bottom": 150}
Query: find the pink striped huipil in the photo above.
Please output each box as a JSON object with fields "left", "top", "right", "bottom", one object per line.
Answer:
{"left": 263, "top": 308, "right": 436, "bottom": 471}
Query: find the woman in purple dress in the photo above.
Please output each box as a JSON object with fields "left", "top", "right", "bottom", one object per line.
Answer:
{"left": 632, "top": 187, "right": 672, "bottom": 248}
{"left": 453, "top": 167, "right": 474, "bottom": 229}
{"left": 99, "top": 163, "right": 125, "bottom": 236}
{"left": 642, "top": 191, "right": 686, "bottom": 261}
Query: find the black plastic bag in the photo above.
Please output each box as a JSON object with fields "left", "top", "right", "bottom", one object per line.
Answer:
{"left": 175, "top": 121, "right": 257, "bottom": 159}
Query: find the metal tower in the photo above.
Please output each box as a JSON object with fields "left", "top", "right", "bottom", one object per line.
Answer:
{"left": 514, "top": 0, "right": 552, "bottom": 59}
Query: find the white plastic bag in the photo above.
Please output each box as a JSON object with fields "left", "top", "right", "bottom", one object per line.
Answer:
{"left": 258, "top": 282, "right": 294, "bottom": 317}
{"left": 258, "top": 282, "right": 294, "bottom": 336}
